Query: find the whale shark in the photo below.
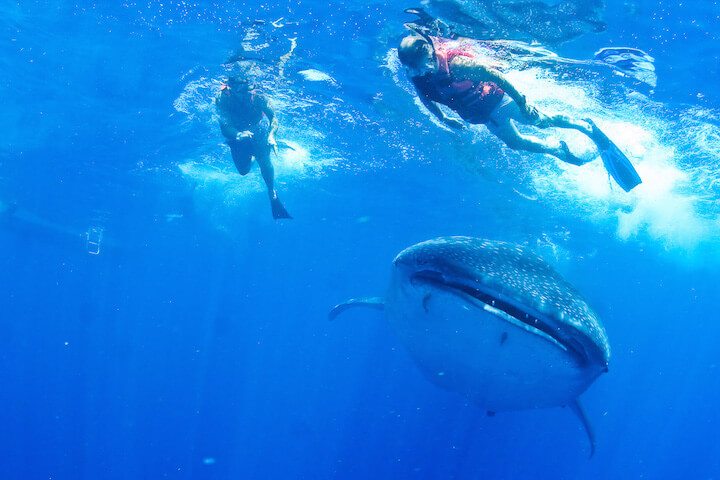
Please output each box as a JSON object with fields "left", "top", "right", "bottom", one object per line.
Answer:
{"left": 330, "top": 236, "right": 610, "bottom": 455}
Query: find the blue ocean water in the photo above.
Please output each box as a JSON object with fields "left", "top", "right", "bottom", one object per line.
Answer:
{"left": 2, "top": 1, "right": 719, "bottom": 478}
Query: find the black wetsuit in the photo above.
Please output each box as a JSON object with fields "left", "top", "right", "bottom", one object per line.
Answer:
{"left": 216, "top": 87, "right": 271, "bottom": 174}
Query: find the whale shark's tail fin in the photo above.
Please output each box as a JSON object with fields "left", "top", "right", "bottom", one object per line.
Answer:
{"left": 329, "top": 297, "right": 385, "bottom": 320}
{"left": 570, "top": 399, "right": 596, "bottom": 458}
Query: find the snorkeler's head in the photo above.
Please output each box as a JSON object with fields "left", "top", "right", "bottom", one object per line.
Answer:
{"left": 226, "top": 75, "right": 250, "bottom": 90}
{"left": 398, "top": 35, "right": 432, "bottom": 71}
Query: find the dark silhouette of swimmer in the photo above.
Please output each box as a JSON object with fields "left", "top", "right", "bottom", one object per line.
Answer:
{"left": 216, "top": 75, "right": 292, "bottom": 219}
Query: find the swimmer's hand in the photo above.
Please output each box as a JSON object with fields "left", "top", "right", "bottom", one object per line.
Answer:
{"left": 523, "top": 104, "right": 541, "bottom": 122}
{"left": 267, "top": 132, "right": 277, "bottom": 147}
{"left": 268, "top": 133, "right": 278, "bottom": 154}
{"left": 236, "top": 130, "right": 254, "bottom": 140}
{"left": 516, "top": 94, "right": 539, "bottom": 120}
{"left": 443, "top": 117, "right": 465, "bottom": 130}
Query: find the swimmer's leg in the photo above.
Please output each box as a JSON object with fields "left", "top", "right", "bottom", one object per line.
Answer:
{"left": 534, "top": 113, "right": 594, "bottom": 137}
{"left": 228, "top": 139, "right": 253, "bottom": 175}
{"left": 535, "top": 114, "right": 602, "bottom": 164}
{"left": 255, "top": 146, "right": 276, "bottom": 195}
{"left": 494, "top": 100, "right": 595, "bottom": 164}
{"left": 487, "top": 117, "right": 587, "bottom": 165}
{"left": 256, "top": 145, "right": 292, "bottom": 219}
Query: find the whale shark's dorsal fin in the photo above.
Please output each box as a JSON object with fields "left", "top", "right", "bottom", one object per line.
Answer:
{"left": 570, "top": 399, "right": 596, "bottom": 458}
{"left": 329, "top": 297, "right": 384, "bottom": 321}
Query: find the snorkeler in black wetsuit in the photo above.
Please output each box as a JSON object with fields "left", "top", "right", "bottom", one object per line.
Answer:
{"left": 216, "top": 75, "right": 291, "bottom": 219}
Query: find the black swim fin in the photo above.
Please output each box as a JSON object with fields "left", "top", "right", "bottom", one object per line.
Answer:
{"left": 587, "top": 119, "right": 642, "bottom": 192}
{"left": 271, "top": 195, "right": 292, "bottom": 219}
{"left": 404, "top": 7, "right": 435, "bottom": 24}
{"left": 275, "top": 140, "right": 296, "bottom": 151}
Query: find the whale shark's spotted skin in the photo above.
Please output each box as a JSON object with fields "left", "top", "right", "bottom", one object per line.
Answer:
{"left": 331, "top": 236, "right": 610, "bottom": 455}
{"left": 396, "top": 237, "right": 610, "bottom": 365}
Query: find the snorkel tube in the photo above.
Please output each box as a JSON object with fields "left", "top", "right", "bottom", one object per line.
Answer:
{"left": 403, "top": 21, "right": 438, "bottom": 60}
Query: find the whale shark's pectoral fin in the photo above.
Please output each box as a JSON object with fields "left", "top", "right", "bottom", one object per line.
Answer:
{"left": 570, "top": 399, "right": 596, "bottom": 458}
{"left": 329, "top": 297, "right": 385, "bottom": 320}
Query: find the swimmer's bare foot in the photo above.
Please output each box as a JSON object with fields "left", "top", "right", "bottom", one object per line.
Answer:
{"left": 560, "top": 141, "right": 590, "bottom": 166}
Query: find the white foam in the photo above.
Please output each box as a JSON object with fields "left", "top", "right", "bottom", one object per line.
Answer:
{"left": 298, "top": 69, "right": 336, "bottom": 85}
{"left": 504, "top": 66, "right": 720, "bottom": 256}
{"left": 172, "top": 76, "right": 219, "bottom": 122}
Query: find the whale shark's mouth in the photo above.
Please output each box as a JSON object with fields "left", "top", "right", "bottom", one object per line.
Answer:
{"left": 410, "top": 270, "right": 589, "bottom": 363}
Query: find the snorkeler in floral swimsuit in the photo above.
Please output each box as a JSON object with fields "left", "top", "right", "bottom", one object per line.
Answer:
{"left": 398, "top": 32, "right": 641, "bottom": 191}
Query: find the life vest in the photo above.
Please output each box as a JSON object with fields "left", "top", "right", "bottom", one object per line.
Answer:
{"left": 412, "top": 36, "right": 505, "bottom": 124}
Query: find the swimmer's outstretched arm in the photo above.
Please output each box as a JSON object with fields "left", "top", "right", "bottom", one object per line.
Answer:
{"left": 418, "top": 95, "right": 464, "bottom": 130}
{"left": 258, "top": 95, "right": 279, "bottom": 145}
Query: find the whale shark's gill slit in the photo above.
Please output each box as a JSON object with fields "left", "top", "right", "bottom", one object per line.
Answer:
{"left": 411, "top": 271, "right": 588, "bottom": 363}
